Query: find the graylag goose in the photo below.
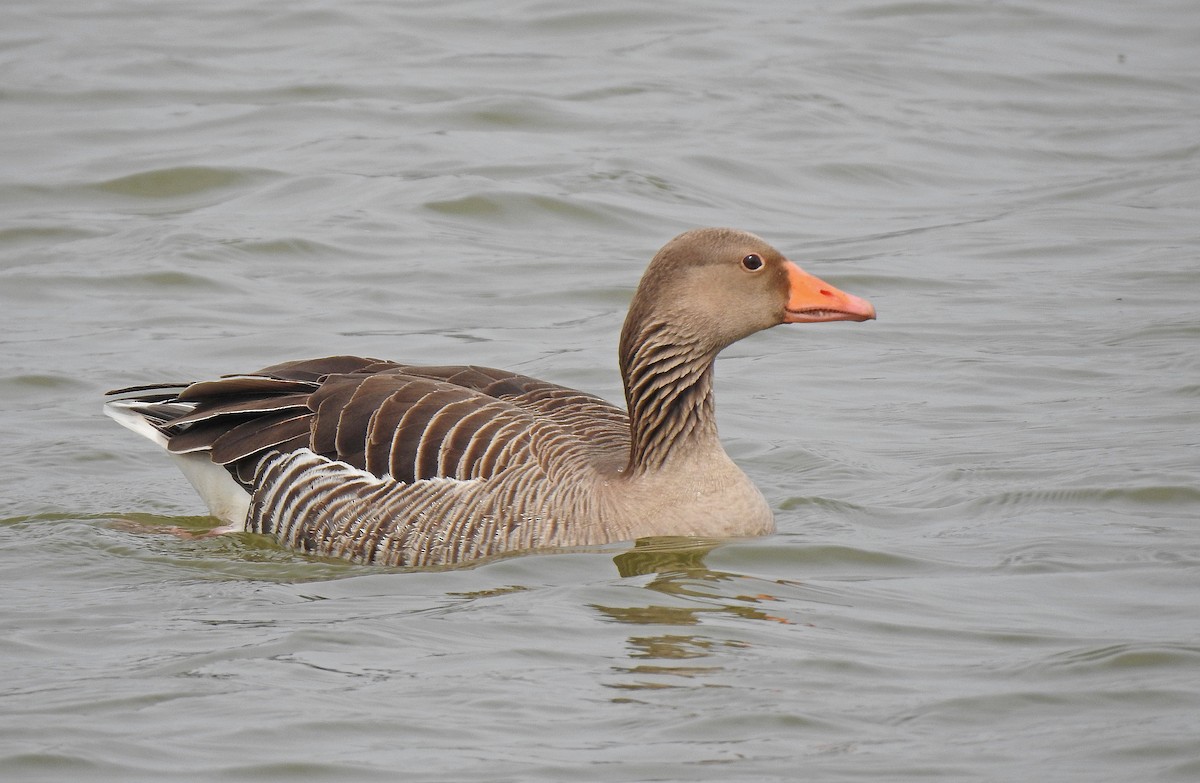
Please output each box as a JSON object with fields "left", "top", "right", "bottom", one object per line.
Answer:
{"left": 106, "top": 228, "right": 875, "bottom": 567}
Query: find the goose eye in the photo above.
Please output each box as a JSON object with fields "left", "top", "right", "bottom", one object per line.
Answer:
{"left": 741, "top": 253, "right": 764, "bottom": 271}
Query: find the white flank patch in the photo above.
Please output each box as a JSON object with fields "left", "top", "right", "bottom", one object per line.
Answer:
{"left": 169, "top": 453, "right": 252, "bottom": 530}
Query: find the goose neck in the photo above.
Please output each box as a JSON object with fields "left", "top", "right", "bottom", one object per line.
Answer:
{"left": 619, "top": 322, "right": 722, "bottom": 475}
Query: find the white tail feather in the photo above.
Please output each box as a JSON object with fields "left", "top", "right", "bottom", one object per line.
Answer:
{"left": 105, "top": 400, "right": 251, "bottom": 529}
{"left": 104, "top": 400, "right": 171, "bottom": 448}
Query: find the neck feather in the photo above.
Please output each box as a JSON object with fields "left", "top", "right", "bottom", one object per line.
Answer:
{"left": 619, "top": 320, "right": 720, "bottom": 474}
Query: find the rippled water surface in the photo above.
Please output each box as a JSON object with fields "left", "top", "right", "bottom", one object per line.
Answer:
{"left": 2, "top": 0, "right": 1198, "bottom": 780}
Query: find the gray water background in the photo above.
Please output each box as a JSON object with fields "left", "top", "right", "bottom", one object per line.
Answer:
{"left": 2, "top": 0, "right": 1198, "bottom": 780}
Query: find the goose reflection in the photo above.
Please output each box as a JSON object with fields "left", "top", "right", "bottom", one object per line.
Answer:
{"left": 599, "top": 537, "right": 795, "bottom": 693}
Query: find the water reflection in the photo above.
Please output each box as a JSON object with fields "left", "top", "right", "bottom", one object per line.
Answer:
{"left": 608, "top": 536, "right": 793, "bottom": 625}
{"left": 600, "top": 537, "right": 793, "bottom": 692}
{"left": 611, "top": 536, "right": 720, "bottom": 578}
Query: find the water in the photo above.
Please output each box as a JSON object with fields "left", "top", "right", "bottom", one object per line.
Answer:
{"left": 2, "top": 0, "right": 1198, "bottom": 780}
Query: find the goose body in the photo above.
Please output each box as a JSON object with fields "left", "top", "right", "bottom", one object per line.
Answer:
{"left": 106, "top": 228, "right": 875, "bottom": 566}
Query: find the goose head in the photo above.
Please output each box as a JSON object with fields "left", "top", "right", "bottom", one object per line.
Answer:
{"left": 621, "top": 228, "right": 876, "bottom": 359}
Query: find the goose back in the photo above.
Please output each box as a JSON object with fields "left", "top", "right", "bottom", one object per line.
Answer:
{"left": 148, "top": 355, "right": 631, "bottom": 486}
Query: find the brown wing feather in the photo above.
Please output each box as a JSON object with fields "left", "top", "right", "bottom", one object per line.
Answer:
{"left": 209, "top": 410, "right": 314, "bottom": 465}
{"left": 364, "top": 383, "right": 421, "bottom": 475}
{"left": 443, "top": 406, "right": 512, "bottom": 478}
{"left": 376, "top": 363, "right": 629, "bottom": 457}
{"left": 177, "top": 376, "right": 318, "bottom": 401}
{"left": 309, "top": 376, "right": 366, "bottom": 457}
{"left": 479, "top": 375, "right": 630, "bottom": 465}
{"left": 390, "top": 388, "right": 483, "bottom": 482}
{"left": 167, "top": 393, "right": 313, "bottom": 427}
{"left": 253, "top": 355, "right": 395, "bottom": 381}
{"left": 333, "top": 375, "right": 413, "bottom": 468}
{"left": 167, "top": 417, "right": 245, "bottom": 455}
{"left": 123, "top": 355, "right": 631, "bottom": 490}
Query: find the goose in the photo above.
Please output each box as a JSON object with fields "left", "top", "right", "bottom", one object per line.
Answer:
{"left": 105, "top": 228, "right": 875, "bottom": 567}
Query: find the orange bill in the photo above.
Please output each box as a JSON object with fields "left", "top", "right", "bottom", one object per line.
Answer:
{"left": 782, "top": 261, "right": 876, "bottom": 323}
